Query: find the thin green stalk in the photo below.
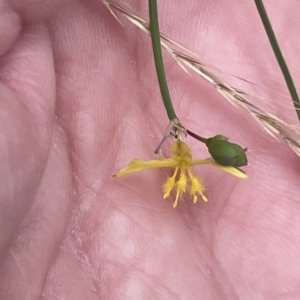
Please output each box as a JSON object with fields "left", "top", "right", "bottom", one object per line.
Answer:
{"left": 148, "top": 0, "right": 177, "bottom": 121}
{"left": 254, "top": 0, "right": 300, "bottom": 121}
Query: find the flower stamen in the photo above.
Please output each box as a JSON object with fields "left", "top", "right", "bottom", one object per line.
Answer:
{"left": 163, "top": 167, "right": 179, "bottom": 199}
{"left": 187, "top": 169, "right": 208, "bottom": 203}
{"left": 173, "top": 168, "right": 187, "bottom": 208}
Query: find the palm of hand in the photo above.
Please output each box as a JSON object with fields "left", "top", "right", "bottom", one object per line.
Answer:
{"left": 0, "top": 1, "right": 300, "bottom": 299}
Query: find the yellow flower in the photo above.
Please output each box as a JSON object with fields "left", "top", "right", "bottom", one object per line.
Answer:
{"left": 114, "top": 141, "right": 247, "bottom": 208}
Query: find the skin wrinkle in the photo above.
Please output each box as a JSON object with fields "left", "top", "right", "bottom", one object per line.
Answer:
{"left": 0, "top": 1, "right": 22, "bottom": 56}
{"left": 109, "top": 244, "right": 156, "bottom": 288}
{"left": 210, "top": 248, "right": 242, "bottom": 300}
{"left": 0, "top": 89, "right": 49, "bottom": 266}
{"left": 120, "top": 263, "right": 180, "bottom": 300}
{"left": 181, "top": 227, "right": 229, "bottom": 297}
{"left": 69, "top": 245, "right": 101, "bottom": 297}
{"left": 46, "top": 241, "right": 96, "bottom": 299}
{"left": 208, "top": 257, "right": 241, "bottom": 300}
{"left": 180, "top": 213, "right": 240, "bottom": 299}
{"left": 64, "top": 147, "right": 98, "bottom": 203}
{"left": 214, "top": 179, "right": 241, "bottom": 220}
{"left": 273, "top": 290, "right": 300, "bottom": 300}
{"left": 164, "top": 3, "right": 202, "bottom": 32}
{"left": 106, "top": 204, "right": 173, "bottom": 253}
{"left": 0, "top": 24, "right": 55, "bottom": 113}
{"left": 116, "top": 175, "right": 161, "bottom": 198}
{"left": 86, "top": 206, "right": 190, "bottom": 298}
{"left": 0, "top": 114, "right": 13, "bottom": 198}
{"left": 144, "top": 274, "right": 179, "bottom": 300}
{"left": 99, "top": 259, "right": 132, "bottom": 298}
{"left": 233, "top": 216, "right": 299, "bottom": 246}
{"left": 38, "top": 128, "right": 75, "bottom": 298}
{"left": 8, "top": 0, "right": 76, "bottom": 21}
{"left": 220, "top": 226, "right": 296, "bottom": 289}
{"left": 180, "top": 178, "right": 242, "bottom": 242}
{"left": 209, "top": 219, "right": 248, "bottom": 299}
{"left": 98, "top": 259, "right": 124, "bottom": 298}
{"left": 0, "top": 126, "right": 73, "bottom": 298}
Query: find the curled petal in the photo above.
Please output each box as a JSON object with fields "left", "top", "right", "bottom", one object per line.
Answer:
{"left": 191, "top": 158, "right": 247, "bottom": 179}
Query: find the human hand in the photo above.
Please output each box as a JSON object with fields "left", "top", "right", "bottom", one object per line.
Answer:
{"left": 0, "top": 1, "right": 300, "bottom": 299}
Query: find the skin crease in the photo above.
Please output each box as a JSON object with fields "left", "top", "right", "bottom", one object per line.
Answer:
{"left": 0, "top": 0, "right": 300, "bottom": 299}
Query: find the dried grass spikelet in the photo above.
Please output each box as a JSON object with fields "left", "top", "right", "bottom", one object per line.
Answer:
{"left": 103, "top": 0, "right": 300, "bottom": 158}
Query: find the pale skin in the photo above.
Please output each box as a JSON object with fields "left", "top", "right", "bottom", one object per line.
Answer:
{"left": 1, "top": 0, "right": 300, "bottom": 299}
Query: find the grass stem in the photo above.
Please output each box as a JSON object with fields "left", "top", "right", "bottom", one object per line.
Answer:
{"left": 254, "top": 0, "right": 300, "bottom": 121}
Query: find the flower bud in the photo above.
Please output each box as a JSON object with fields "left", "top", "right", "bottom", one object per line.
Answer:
{"left": 205, "top": 135, "right": 248, "bottom": 167}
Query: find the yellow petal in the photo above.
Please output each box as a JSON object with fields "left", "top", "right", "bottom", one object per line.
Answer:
{"left": 114, "top": 158, "right": 177, "bottom": 177}
{"left": 216, "top": 165, "right": 247, "bottom": 179}
{"left": 190, "top": 158, "right": 247, "bottom": 179}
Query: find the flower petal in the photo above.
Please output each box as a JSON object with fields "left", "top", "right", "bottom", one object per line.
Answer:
{"left": 114, "top": 158, "right": 177, "bottom": 177}
{"left": 191, "top": 158, "right": 247, "bottom": 179}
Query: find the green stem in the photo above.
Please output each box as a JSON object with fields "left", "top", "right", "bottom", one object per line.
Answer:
{"left": 186, "top": 129, "right": 207, "bottom": 143}
{"left": 148, "top": 0, "right": 177, "bottom": 121}
{"left": 254, "top": 0, "right": 300, "bottom": 121}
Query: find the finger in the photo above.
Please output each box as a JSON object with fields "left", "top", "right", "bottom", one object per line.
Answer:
{"left": 9, "top": 0, "right": 76, "bottom": 21}
{"left": 0, "top": 126, "right": 73, "bottom": 299}
{"left": 0, "top": 24, "right": 55, "bottom": 259}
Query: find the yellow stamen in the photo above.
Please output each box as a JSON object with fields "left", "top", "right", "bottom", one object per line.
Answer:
{"left": 163, "top": 167, "right": 179, "bottom": 199}
{"left": 187, "top": 169, "right": 208, "bottom": 203}
{"left": 173, "top": 169, "right": 187, "bottom": 208}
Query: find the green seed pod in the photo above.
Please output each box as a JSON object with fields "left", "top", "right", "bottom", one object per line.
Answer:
{"left": 205, "top": 135, "right": 248, "bottom": 167}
